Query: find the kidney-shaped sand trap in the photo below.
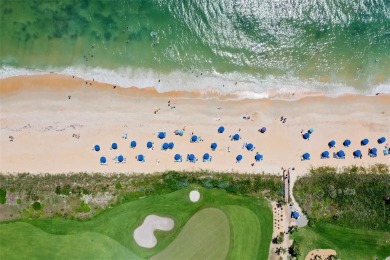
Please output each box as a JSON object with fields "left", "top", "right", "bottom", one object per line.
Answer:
{"left": 189, "top": 190, "right": 200, "bottom": 202}
{"left": 133, "top": 215, "right": 174, "bottom": 248}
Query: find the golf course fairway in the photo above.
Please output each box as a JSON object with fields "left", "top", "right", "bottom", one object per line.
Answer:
{"left": 0, "top": 187, "right": 273, "bottom": 259}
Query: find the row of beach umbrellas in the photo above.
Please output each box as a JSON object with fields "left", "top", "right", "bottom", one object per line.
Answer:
{"left": 327, "top": 137, "right": 386, "bottom": 148}
{"left": 302, "top": 148, "right": 380, "bottom": 161}
{"left": 100, "top": 154, "right": 145, "bottom": 164}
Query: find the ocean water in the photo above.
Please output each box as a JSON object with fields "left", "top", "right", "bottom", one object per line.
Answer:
{"left": 1, "top": 0, "right": 390, "bottom": 97}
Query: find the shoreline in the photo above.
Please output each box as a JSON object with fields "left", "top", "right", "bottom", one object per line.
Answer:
{"left": 2, "top": 66, "right": 389, "bottom": 100}
{"left": 1, "top": 74, "right": 389, "bottom": 176}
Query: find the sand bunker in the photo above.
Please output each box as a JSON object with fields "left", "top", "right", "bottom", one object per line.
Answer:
{"left": 133, "top": 215, "right": 174, "bottom": 248}
{"left": 189, "top": 190, "right": 200, "bottom": 202}
{"left": 305, "top": 249, "right": 337, "bottom": 260}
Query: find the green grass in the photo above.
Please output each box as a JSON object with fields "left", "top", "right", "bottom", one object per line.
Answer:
{"left": 291, "top": 222, "right": 390, "bottom": 259}
{"left": 0, "top": 186, "right": 273, "bottom": 259}
{"left": 0, "top": 222, "right": 139, "bottom": 260}
{"left": 220, "top": 205, "right": 263, "bottom": 260}
{"left": 151, "top": 208, "right": 230, "bottom": 260}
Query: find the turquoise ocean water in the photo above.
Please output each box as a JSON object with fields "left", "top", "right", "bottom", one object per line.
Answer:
{"left": 1, "top": 0, "right": 390, "bottom": 97}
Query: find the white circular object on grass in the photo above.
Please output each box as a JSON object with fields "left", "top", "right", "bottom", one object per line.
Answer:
{"left": 189, "top": 190, "right": 200, "bottom": 202}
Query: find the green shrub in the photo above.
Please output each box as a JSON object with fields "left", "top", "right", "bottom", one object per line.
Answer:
{"left": 293, "top": 164, "right": 390, "bottom": 231}
{"left": 0, "top": 189, "right": 6, "bottom": 204}
{"left": 115, "top": 182, "right": 122, "bottom": 190}
{"left": 32, "top": 201, "right": 41, "bottom": 210}
{"left": 55, "top": 186, "right": 61, "bottom": 195}
{"left": 80, "top": 202, "right": 90, "bottom": 213}
{"left": 16, "top": 198, "right": 22, "bottom": 204}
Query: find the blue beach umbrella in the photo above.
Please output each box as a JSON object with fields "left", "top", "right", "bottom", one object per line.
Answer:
{"left": 137, "top": 154, "right": 144, "bottom": 161}
{"left": 321, "top": 151, "right": 330, "bottom": 158}
{"left": 328, "top": 140, "right": 336, "bottom": 148}
{"left": 292, "top": 211, "right": 300, "bottom": 219}
{"left": 188, "top": 154, "right": 195, "bottom": 161}
{"left": 191, "top": 135, "right": 198, "bottom": 142}
{"left": 203, "top": 153, "right": 210, "bottom": 160}
{"left": 168, "top": 142, "right": 174, "bottom": 149}
{"left": 94, "top": 145, "right": 100, "bottom": 151}
{"left": 302, "top": 153, "right": 310, "bottom": 160}
{"left": 218, "top": 126, "right": 225, "bottom": 133}
{"left": 337, "top": 150, "right": 345, "bottom": 158}
{"left": 246, "top": 143, "right": 254, "bottom": 151}
{"left": 233, "top": 134, "right": 240, "bottom": 141}
{"left": 111, "top": 143, "right": 118, "bottom": 149}
{"left": 343, "top": 139, "right": 351, "bottom": 147}
{"left": 361, "top": 138, "right": 369, "bottom": 146}
{"left": 370, "top": 148, "right": 378, "bottom": 155}
{"left": 378, "top": 137, "right": 386, "bottom": 144}
{"left": 174, "top": 154, "right": 181, "bottom": 161}
{"left": 130, "top": 141, "right": 137, "bottom": 148}
{"left": 100, "top": 156, "right": 106, "bottom": 164}
{"left": 303, "top": 133, "right": 310, "bottom": 140}
{"left": 260, "top": 127, "right": 267, "bottom": 133}
{"left": 236, "top": 154, "right": 243, "bottom": 162}
{"left": 158, "top": 132, "right": 166, "bottom": 139}
{"left": 118, "top": 155, "right": 124, "bottom": 162}
{"left": 147, "top": 141, "right": 153, "bottom": 149}
{"left": 353, "top": 150, "right": 362, "bottom": 157}
{"left": 211, "top": 142, "right": 217, "bottom": 150}
{"left": 162, "top": 142, "right": 169, "bottom": 150}
{"left": 254, "top": 154, "right": 263, "bottom": 161}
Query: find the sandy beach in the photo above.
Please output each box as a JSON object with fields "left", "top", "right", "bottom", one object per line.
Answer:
{"left": 0, "top": 74, "right": 389, "bottom": 176}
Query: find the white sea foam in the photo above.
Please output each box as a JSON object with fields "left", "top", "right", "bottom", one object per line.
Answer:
{"left": 1, "top": 65, "right": 389, "bottom": 100}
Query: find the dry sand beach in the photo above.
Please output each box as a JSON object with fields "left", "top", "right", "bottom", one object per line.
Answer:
{"left": 0, "top": 74, "right": 389, "bottom": 175}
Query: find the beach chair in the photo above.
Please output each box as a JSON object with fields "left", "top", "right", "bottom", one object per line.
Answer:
{"left": 383, "top": 146, "right": 389, "bottom": 156}
{"left": 113, "top": 156, "right": 119, "bottom": 163}
{"left": 202, "top": 156, "right": 212, "bottom": 162}
{"left": 174, "top": 157, "right": 182, "bottom": 162}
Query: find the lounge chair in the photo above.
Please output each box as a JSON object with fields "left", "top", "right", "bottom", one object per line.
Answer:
{"left": 202, "top": 156, "right": 212, "bottom": 162}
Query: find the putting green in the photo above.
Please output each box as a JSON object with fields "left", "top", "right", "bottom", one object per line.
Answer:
{"left": 220, "top": 205, "right": 262, "bottom": 260}
{"left": 151, "top": 208, "right": 230, "bottom": 260}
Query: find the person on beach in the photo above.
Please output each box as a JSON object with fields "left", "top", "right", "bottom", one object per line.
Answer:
{"left": 168, "top": 101, "right": 170, "bottom": 107}
{"left": 228, "top": 146, "right": 231, "bottom": 152}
